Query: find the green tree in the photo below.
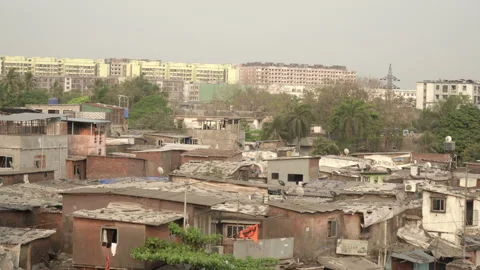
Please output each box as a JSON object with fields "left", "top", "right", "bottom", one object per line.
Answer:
{"left": 461, "top": 143, "right": 480, "bottom": 163}
{"left": 415, "top": 131, "right": 440, "bottom": 153}
{"left": 23, "top": 72, "right": 36, "bottom": 92}
{"left": 436, "top": 104, "right": 480, "bottom": 156}
{"left": 311, "top": 137, "right": 341, "bottom": 155}
{"left": 1, "top": 68, "right": 22, "bottom": 106}
{"left": 131, "top": 223, "right": 278, "bottom": 270}
{"left": 240, "top": 120, "right": 263, "bottom": 141}
{"left": 67, "top": 96, "right": 90, "bottom": 104}
{"left": 262, "top": 116, "right": 291, "bottom": 141}
{"left": 18, "top": 89, "right": 49, "bottom": 106}
{"left": 329, "top": 99, "right": 379, "bottom": 150}
{"left": 285, "top": 102, "right": 313, "bottom": 147}
{"left": 50, "top": 81, "right": 64, "bottom": 98}
{"left": 129, "top": 94, "right": 173, "bottom": 130}
{"left": 303, "top": 82, "right": 370, "bottom": 127}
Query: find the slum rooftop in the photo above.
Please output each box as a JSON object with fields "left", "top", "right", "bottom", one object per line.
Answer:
{"left": 0, "top": 180, "right": 92, "bottom": 211}
{"left": 181, "top": 148, "right": 242, "bottom": 158}
{"left": 0, "top": 227, "right": 56, "bottom": 245}
{"left": 172, "top": 160, "right": 263, "bottom": 178}
{"left": 73, "top": 202, "right": 183, "bottom": 226}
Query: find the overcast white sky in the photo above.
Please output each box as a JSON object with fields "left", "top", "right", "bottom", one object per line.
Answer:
{"left": 0, "top": 0, "right": 479, "bottom": 88}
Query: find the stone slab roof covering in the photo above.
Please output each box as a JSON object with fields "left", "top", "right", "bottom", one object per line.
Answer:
{"left": 412, "top": 153, "right": 452, "bottom": 163}
{"left": 0, "top": 180, "right": 90, "bottom": 211}
{"left": 173, "top": 161, "right": 261, "bottom": 178}
{"left": 73, "top": 202, "right": 183, "bottom": 226}
{"left": 181, "top": 148, "right": 242, "bottom": 158}
{"left": 0, "top": 227, "right": 56, "bottom": 245}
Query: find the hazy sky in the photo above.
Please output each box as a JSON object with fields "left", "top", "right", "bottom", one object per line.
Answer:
{"left": 1, "top": 0, "right": 479, "bottom": 88}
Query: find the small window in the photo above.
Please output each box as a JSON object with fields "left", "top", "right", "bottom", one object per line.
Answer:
{"left": 35, "top": 160, "right": 41, "bottom": 168}
{"left": 225, "top": 224, "right": 245, "bottom": 239}
{"left": 435, "top": 85, "right": 440, "bottom": 90}
{"left": 0, "top": 156, "right": 13, "bottom": 168}
{"left": 191, "top": 139, "right": 198, "bottom": 145}
{"left": 436, "top": 95, "right": 440, "bottom": 100}
{"left": 463, "top": 85, "right": 467, "bottom": 91}
{"left": 451, "top": 85, "right": 457, "bottom": 90}
{"left": 431, "top": 197, "right": 446, "bottom": 212}
{"left": 157, "top": 139, "right": 164, "bottom": 146}
{"left": 327, "top": 220, "right": 337, "bottom": 237}
{"left": 98, "top": 149, "right": 102, "bottom": 155}
{"left": 287, "top": 174, "right": 303, "bottom": 183}
{"left": 271, "top": 173, "right": 279, "bottom": 180}
{"left": 442, "top": 85, "right": 448, "bottom": 92}
{"left": 101, "top": 227, "right": 118, "bottom": 247}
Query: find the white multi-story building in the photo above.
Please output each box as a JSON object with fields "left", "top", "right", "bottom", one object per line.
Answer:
{"left": 266, "top": 84, "right": 307, "bottom": 99}
{"left": 416, "top": 79, "right": 480, "bottom": 110}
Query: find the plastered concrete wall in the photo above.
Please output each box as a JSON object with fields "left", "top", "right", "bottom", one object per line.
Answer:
{"left": 68, "top": 135, "right": 106, "bottom": 156}
{"left": 267, "top": 158, "right": 318, "bottom": 186}
{"left": 187, "top": 129, "right": 244, "bottom": 150}
{"left": 423, "top": 191, "right": 480, "bottom": 245}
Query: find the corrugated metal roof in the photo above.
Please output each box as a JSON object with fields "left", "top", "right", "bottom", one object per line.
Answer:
{"left": 62, "top": 187, "right": 226, "bottom": 206}
{"left": 392, "top": 249, "right": 435, "bottom": 264}
{"left": 0, "top": 113, "right": 64, "bottom": 121}
{"left": 62, "top": 117, "right": 110, "bottom": 124}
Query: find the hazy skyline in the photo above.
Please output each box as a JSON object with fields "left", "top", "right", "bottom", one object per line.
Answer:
{"left": 1, "top": 0, "right": 479, "bottom": 88}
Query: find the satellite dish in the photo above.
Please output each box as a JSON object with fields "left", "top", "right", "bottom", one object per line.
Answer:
{"left": 445, "top": 136, "right": 452, "bottom": 142}
{"left": 424, "top": 162, "right": 432, "bottom": 169}
{"left": 278, "top": 180, "right": 286, "bottom": 186}
{"left": 344, "top": 148, "right": 350, "bottom": 155}
{"left": 157, "top": 167, "right": 164, "bottom": 175}
{"left": 295, "top": 186, "right": 305, "bottom": 196}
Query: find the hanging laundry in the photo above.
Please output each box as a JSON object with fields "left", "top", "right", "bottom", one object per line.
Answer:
{"left": 111, "top": 243, "right": 117, "bottom": 256}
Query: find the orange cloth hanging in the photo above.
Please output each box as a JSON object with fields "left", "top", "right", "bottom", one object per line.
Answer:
{"left": 239, "top": 224, "right": 259, "bottom": 243}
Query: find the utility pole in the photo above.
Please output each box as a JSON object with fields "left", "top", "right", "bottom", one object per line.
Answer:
{"left": 380, "top": 64, "right": 400, "bottom": 101}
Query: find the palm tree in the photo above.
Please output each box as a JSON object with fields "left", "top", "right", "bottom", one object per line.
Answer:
{"left": 23, "top": 72, "right": 36, "bottom": 92}
{"left": 285, "top": 103, "right": 313, "bottom": 148}
{"left": 262, "top": 116, "right": 290, "bottom": 141}
{"left": 330, "top": 99, "right": 375, "bottom": 149}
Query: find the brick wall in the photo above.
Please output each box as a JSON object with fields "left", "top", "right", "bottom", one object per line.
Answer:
{"left": 29, "top": 238, "right": 52, "bottom": 269}
{"left": 0, "top": 210, "right": 35, "bottom": 227}
{"left": 66, "top": 160, "right": 86, "bottom": 180}
{"left": 86, "top": 156, "right": 146, "bottom": 180}
{"left": 1, "top": 171, "right": 54, "bottom": 185}
{"left": 35, "top": 211, "right": 63, "bottom": 252}
{"left": 135, "top": 150, "right": 184, "bottom": 176}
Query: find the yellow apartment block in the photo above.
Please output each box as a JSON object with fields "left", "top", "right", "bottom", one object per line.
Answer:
{"left": 0, "top": 55, "right": 238, "bottom": 83}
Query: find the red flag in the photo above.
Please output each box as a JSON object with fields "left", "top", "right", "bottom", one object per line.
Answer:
{"left": 239, "top": 224, "right": 259, "bottom": 243}
{"left": 105, "top": 254, "right": 110, "bottom": 270}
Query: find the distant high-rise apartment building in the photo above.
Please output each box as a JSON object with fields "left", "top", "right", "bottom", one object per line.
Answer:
{"left": 0, "top": 56, "right": 109, "bottom": 77}
{"left": 416, "top": 79, "right": 480, "bottom": 109}
{"left": 238, "top": 62, "right": 356, "bottom": 86}
{"left": 0, "top": 55, "right": 238, "bottom": 86}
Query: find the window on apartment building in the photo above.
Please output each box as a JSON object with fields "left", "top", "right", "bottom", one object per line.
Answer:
{"left": 442, "top": 95, "right": 448, "bottom": 99}
{"left": 431, "top": 197, "right": 446, "bottom": 212}
{"left": 271, "top": 173, "right": 279, "bottom": 180}
{"left": 287, "top": 174, "right": 303, "bottom": 183}
{"left": 442, "top": 85, "right": 448, "bottom": 92}
{"left": 98, "top": 149, "right": 102, "bottom": 155}
{"left": 191, "top": 139, "right": 198, "bottom": 145}
{"left": 327, "top": 220, "right": 337, "bottom": 238}
{"left": 101, "top": 227, "right": 118, "bottom": 248}
{"left": 451, "top": 85, "right": 457, "bottom": 90}
{"left": 435, "top": 85, "right": 440, "bottom": 90}
{"left": 463, "top": 85, "right": 467, "bottom": 91}
{"left": 0, "top": 156, "right": 13, "bottom": 168}
{"left": 225, "top": 224, "right": 246, "bottom": 239}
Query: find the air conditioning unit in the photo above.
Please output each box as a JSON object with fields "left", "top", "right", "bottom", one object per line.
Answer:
{"left": 404, "top": 181, "right": 417, "bottom": 193}
{"left": 209, "top": 246, "right": 224, "bottom": 255}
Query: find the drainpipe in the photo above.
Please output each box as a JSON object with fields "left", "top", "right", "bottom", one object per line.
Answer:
{"left": 383, "top": 220, "right": 388, "bottom": 267}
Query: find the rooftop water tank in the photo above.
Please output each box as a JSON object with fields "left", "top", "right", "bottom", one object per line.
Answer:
{"left": 48, "top": 98, "right": 59, "bottom": 105}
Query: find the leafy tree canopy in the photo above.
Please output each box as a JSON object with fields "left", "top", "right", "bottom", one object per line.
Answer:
{"left": 131, "top": 223, "right": 278, "bottom": 270}
{"left": 311, "top": 137, "right": 341, "bottom": 155}
{"left": 129, "top": 94, "right": 173, "bottom": 130}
